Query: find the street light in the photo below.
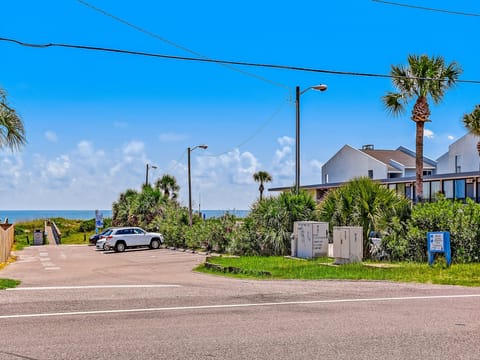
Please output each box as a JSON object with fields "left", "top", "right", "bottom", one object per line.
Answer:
{"left": 188, "top": 144, "right": 208, "bottom": 226}
{"left": 145, "top": 163, "right": 158, "bottom": 187}
{"left": 295, "top": 84, "right": 327, "bottom": 194}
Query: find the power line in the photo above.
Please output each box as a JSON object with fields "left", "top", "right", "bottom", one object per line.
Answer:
{"left": 75, "top": 1, "right": 292, "bottom": 157}
{"left": 372, "top": 0, "right": 480, "bottom": 17}
{"left": 2, "top": 37, "right": 479, "bottom": 84}
{"left": 76, "top": 0, "right": 289, "bottom": 90}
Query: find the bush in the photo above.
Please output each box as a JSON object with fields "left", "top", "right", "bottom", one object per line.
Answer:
{"left": 246, "top": 190, "right": 319, "bottom": 256}
{"left": 390, "top": 197, "right": 480, "bottom": 263}
{"left": 318, "top": 177, "right": 411, "bottom": 259}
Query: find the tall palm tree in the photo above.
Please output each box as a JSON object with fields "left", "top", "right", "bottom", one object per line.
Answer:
{"left": 155, "top": 174, "right": 180, "bottom": 200}
{"left": 383, "top": 54, "right": 462, "bottom": 202}
{"left": 462, "top": 104, "right": 480, "bottom": 160}
{"left": 253, "top": 171, "right": 272, "bottom": 201}
{"left": 0, "top": 88, "right": 26, "bottom": 151}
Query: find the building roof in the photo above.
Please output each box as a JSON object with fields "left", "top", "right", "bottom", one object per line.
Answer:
{"left": 361, "top": 147, "right": 436, "bottom": 170}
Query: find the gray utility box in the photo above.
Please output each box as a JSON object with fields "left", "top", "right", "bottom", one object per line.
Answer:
{"left": 33, "top": 229, "right": 44, "bottom": 245}
{"left": 292, "top": 221, "right": 329, "bottom": 259}
{"left": 333, "top": 226, "right": 363, "bottom": 264}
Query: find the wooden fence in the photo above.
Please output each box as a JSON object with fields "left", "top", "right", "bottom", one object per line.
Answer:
{"left": 0, "top": 224, "right": 14, "bottom": 263}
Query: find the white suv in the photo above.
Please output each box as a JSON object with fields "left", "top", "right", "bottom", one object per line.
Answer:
{"left": 103, "top": 227, "right": 164, "bottom": 252}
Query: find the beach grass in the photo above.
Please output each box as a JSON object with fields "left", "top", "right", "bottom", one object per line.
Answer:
{"left": 198, "top": 256, "right": 480, "bottom": 287}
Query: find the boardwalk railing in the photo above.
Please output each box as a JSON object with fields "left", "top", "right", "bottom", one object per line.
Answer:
{"left": 47, "top": 220, "right": 62, "bottom": 245}
{"left": 0, "top": 224, "right": 14, "bottom": 263}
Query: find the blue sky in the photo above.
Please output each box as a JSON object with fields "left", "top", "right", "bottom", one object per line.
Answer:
{"left": 1, "top": 0, "right": 479, "bottom": 210}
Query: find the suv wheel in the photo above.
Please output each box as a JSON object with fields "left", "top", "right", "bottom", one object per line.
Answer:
{"left": 150, "top": 239, "right": 160, "bottom": 249}
{"left": 115, "top": 242, "right": 126, "bottom": 253}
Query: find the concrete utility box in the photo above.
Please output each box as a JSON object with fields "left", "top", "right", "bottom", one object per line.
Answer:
{"left": 292, "top": 221, "right": 329, "bottom": 259}
{"left": 333, "top": 226, "right": 363, "bottom": 264}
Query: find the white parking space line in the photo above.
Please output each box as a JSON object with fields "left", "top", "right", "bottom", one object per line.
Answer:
{"left": 7, "top": 284, "right": 181, "bottom": 291}
{"left": 1, "top": 294, "right": 479, "bottom": 319}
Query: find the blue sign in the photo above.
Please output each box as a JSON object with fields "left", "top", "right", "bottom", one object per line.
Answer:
{"left": 427, "top": 232, "right": 451, "bottom": 266}
{"left": 95, "top": 210, "right": 103, "bottom": 229}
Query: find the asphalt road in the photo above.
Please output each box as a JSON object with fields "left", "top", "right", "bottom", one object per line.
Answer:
{"left": 1, "top": 245, "right": 480, "bottom": 360}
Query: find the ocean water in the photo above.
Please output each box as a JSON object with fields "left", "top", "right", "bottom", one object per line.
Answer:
{"left": 0, "top": 209, "right": 249, "bottom": 224}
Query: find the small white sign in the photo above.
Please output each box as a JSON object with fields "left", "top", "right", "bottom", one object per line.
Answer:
{"left": 430, "top": 233, "right": 444, "bottom": 251}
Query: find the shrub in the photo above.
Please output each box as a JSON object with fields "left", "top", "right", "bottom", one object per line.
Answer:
{"left": 318, "top": 177, "right": 411, "bottom": 258}
{"left": 246, "top": 190, "right": 319, "bottom": 256}
{"left": 394, "top": 197, "right": 480, "bottom": 263}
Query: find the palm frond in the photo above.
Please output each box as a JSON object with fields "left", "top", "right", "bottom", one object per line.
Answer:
{"left": 463, "top": 104, "right": 480, "bottom": 137}
{"left": 382, "top": 92, "right": 406, "bottom": 116}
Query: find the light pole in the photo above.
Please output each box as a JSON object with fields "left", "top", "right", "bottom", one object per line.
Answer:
{"left": 145, "top": 163, "right": 157, "bottom": 187}
{"left": 295, "top": 84, "right": 327, "bottom": 194}
{"left": 188, "top": 144, "right": 208, "bottom": 226}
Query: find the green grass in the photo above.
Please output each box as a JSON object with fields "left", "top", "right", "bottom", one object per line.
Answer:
{"left": 0, "top": 278, "right": 20, "bottom": 289}
{"left": 197, "top": 256, "right": 480, "bottom": 287}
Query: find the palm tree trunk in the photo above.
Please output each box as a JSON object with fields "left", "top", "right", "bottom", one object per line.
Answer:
{"left": 412, "top": 96, "right": 430, "bottom": 203}
{"left": 415, "top": 120, "right": 424, "bottom": 202}
{"left": 259, "top": 182, "right": 264, "bottom": 201}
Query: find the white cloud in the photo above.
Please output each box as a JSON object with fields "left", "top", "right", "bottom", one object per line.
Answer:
{"left": 0, "top": 152, "right": 24, "bottom": 191}
{"left": 159, "top": 132, "right": 188, "bottom": 142}
{"left": 77, "top": 141, "right": 94, "bottom": 157}
{"left": 195, "top": 148, "right": 261, "bottom": 186}
{"left": 302, "top": 159, "right": 323, "bottom": 185}
{"left": 448, "top": 135, "right": 455, "bottom": 140}
{"left": 278, "top": 136, "right": 294, "bottom": 147}
{"left": 45, "top": 155, "right": 70, "bottom": 179}
{"left": 272, "top": 136, "right": 294, "bottom": 183}
{"left": 424, "top": 129, "right": 435, "bottom": 139}
{"left": 123, "top": 141, "right": 145, "bottom": 155}
{"left": 45, "top": 131, "right": 58, "bottom": 143}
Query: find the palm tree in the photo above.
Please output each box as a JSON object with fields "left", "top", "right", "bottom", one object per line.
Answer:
{"left": 0, "top": 88, "right": 26, "bottom": 151}
{"left": 253, "top": 171, "right": 272, "bottom": 201}
{"left": 382, "top": 54, "right": 462, "bottom": 202}
{"left": 462, "top": 104, "right": 480, "bottom": 160}
{"left": 318, "top": 177, "right": 411, "bottom": 258}
{"left": 155, "top": 174, "right": 180, "bottom": 200}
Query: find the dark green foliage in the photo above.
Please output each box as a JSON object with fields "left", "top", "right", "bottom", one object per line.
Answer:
{"left": 112, "top": 182, "right": 171, "bottom": 230}
{"left": 154, "top": 206, "right": 188, "bottom": 247}
{"left": 245, "top": 190, "right": 319, "bottom": 256}
{"left": 318, "top": 177, "right": 411, "bottom": 258}
{"left": 78, "top": 219, "right": 95, "bottom": 232}
{"left": 78, "top": 218, "right": 112, "bottom": 233}
{"left": 386, "top": 197, "right": 480, "bottom": 263}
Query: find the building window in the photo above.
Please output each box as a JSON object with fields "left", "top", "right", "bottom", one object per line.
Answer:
{"left": 455, "top": 179, "right": 466, "bottom": 199}
{"left": 405, "top": 184, "right": 413, "bottom": 200}
{"left": 423, "top": 170, "right": 432, "bottom": 176}
{"left": 368, "top": 170, "right": 373, "bottom": 179}
{"left": 324, "top": 174, "right": 329, "bottom": 184}
{"left": 466, "top": 182, "right": 474, "bottom": 200}
{"left": 423, "top": 182, "right": 431, "bottom": 201}
{"left": 431, "top": 181, "right": 441, "bottom": 200}
{"left": 443, "top": 180, "right": 454, "bottom": 199}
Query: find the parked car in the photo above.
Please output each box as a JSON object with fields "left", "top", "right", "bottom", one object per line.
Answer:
{"left": 89, "top": 228, "right": 112, "bottom": 245}
{"left": 103, "top": 227, "right": 164, "bottom": 252}
{"left": 96, "top": 237, "right": 107, "bottom": 251}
